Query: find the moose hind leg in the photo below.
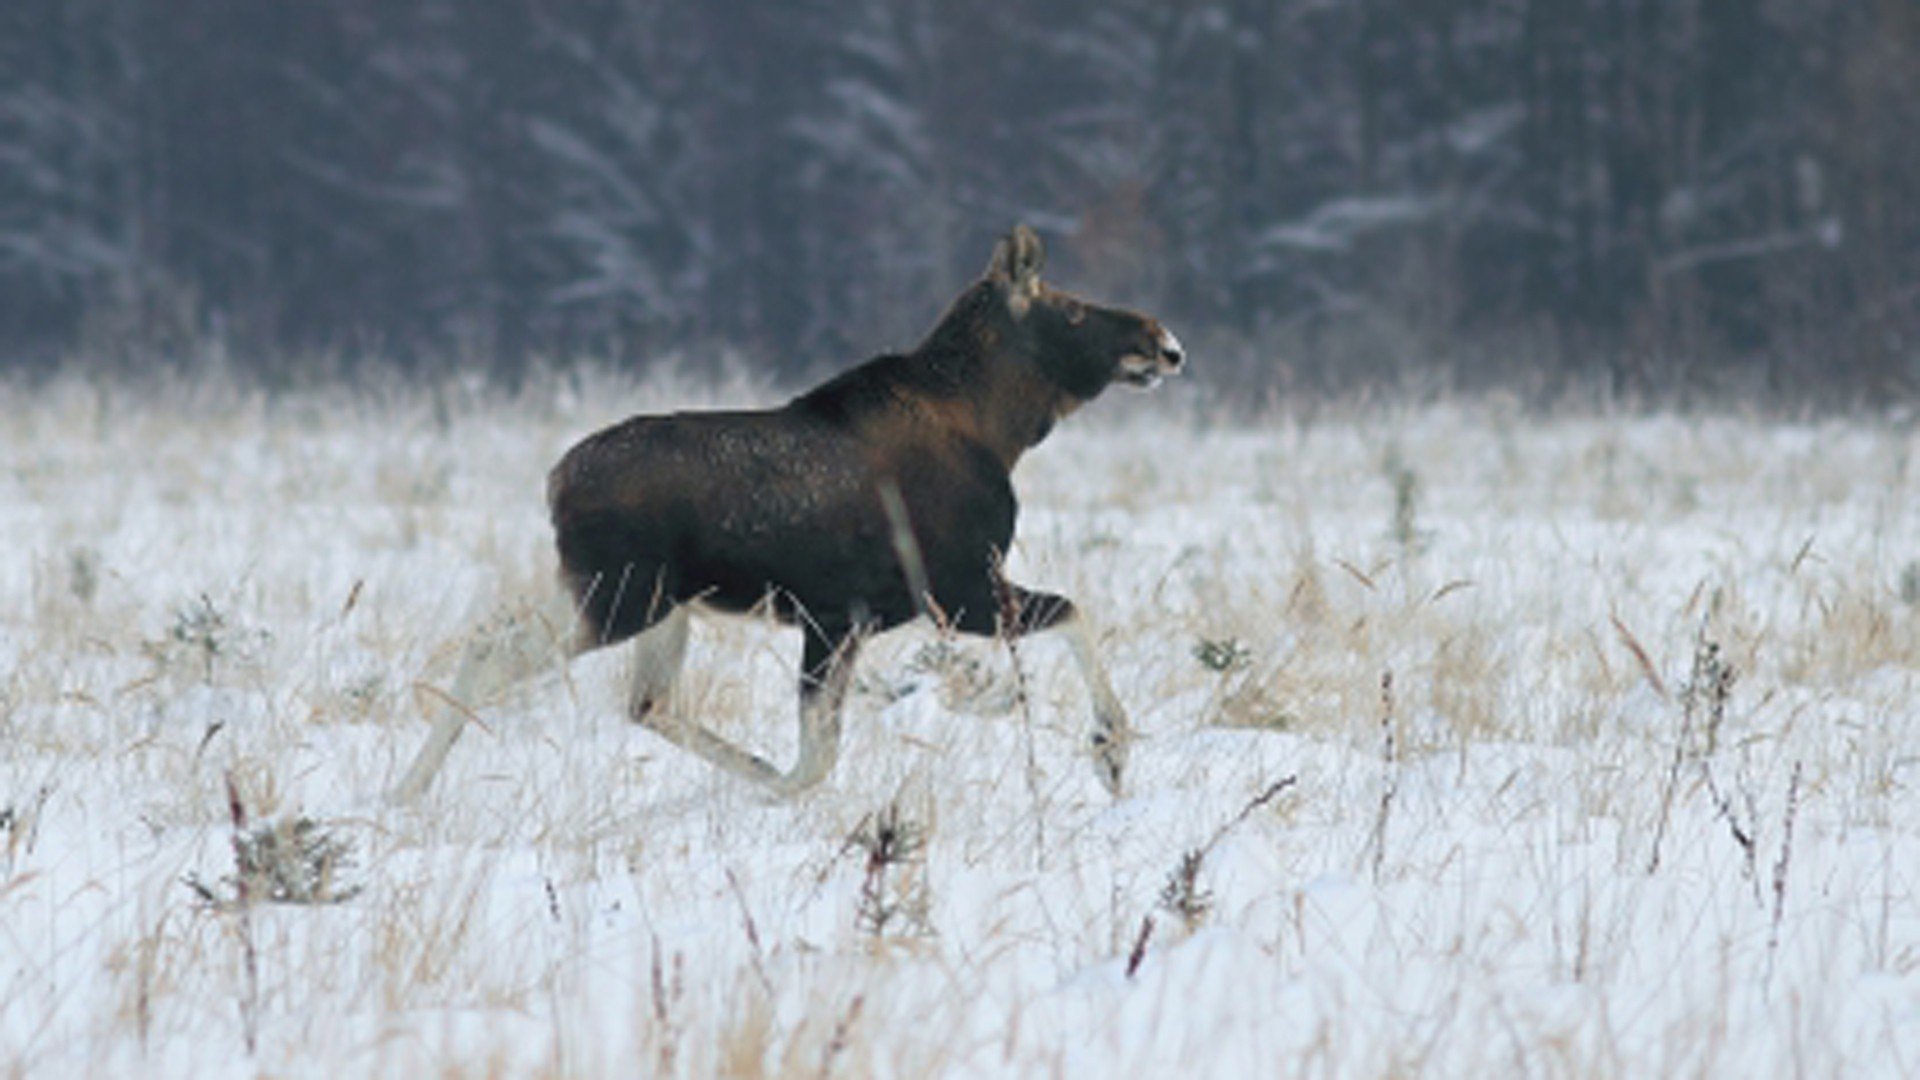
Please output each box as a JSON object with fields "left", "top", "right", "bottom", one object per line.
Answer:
{"left": 390, "top": 589, "right": 582, "bottom": 804}
{"left": 630, "top": 624, "right": 861, "bottom": 797}
{"left": 626, "top": 604, "right": 690, "bottom": 721}
{"left": 787, "top": 630, "right": 861, "bottom": 793}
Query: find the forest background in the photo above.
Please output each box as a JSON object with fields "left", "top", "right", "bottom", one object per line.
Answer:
{"left": 3, "top": 0, "right": 1917, "bottom": 401}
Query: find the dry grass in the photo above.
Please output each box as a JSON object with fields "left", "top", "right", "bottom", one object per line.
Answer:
{"left": 2, "top": 370, "right": 1917, "bottom": 1076}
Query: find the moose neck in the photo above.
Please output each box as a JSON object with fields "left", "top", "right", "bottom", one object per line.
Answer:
{"left": 967, "top": 351, "right": 1081, "bottom": 469}
{"left": 911, "top": 288, "right": 1084, "bottom": 470}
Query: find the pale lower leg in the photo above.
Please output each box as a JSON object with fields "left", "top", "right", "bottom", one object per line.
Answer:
{"left": 626, "top": 605, "right": 690, "bottom": 720}
{"left": 1057, "top": 613, "right": 1133, "bottom": 797}
{"left": 632, "top": 632, "right": 858, "bottom": 796}
{"left": 786, "top": 653, "right": 854, "bottom": 791}
{"left": 389, "top": 590, "right": 580, "bottom": 804}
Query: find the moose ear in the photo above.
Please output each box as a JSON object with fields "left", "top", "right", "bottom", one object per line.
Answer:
{"left": 986, "top": 224, "right": 1045, "bottom": 314}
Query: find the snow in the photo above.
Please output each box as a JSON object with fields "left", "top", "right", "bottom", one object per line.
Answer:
{"left": 1257, "top": 195, "right": 1441, "bottom": 253}
{"left": 2, "top": 372, "right": 1918, "bottom": 1076}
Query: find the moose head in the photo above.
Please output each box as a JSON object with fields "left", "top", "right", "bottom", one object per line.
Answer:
{"left": 985, "top": 224, "right": 1185, "bottom": 397}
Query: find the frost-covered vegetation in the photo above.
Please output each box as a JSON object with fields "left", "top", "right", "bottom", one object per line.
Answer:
{"left": 8, "top": 2, "right": 1918, "bottom": 397}
{"left": 3, "top": 370, "right": 1917, "bottom": 1076}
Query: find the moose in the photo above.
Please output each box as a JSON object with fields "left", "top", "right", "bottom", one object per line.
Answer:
{"left": 391, "top": 225, "right": 1184, "bottom": 803}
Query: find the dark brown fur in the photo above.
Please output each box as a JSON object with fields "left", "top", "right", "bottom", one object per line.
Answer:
{"left": 547, "top": 226, "right": 1183, "bottom": 693}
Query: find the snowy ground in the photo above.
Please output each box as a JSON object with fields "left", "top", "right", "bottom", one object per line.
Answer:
{"left": 3, "top": 369, "right": 1918, "bottom": 1077}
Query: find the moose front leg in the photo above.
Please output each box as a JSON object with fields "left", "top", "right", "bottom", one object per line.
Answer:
{"left": 631, "top": 623, "right": 861, "bottom": 796}
{"left": 1061, "top": 610, "right": 1133, "bottom": 795}
{"left": 985, "top": 583, "right": 1135, "bottom": 797}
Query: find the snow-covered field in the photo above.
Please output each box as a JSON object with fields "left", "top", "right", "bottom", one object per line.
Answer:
{"left": 3, "top": 369, "right": 1918, "bottom": 1077}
